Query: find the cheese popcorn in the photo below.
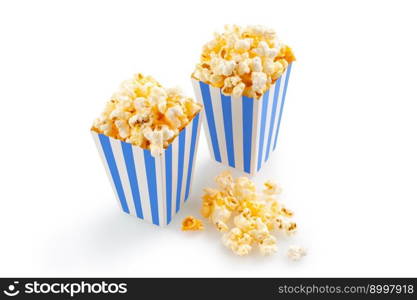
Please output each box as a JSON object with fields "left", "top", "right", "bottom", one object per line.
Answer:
{"left": 182, "top": 216, "right": 204, "bottom": 231}
{"left": 192, "top": 25, "right": 295, "bottom": 99}
{"left": 200, "top": 171, "right": 298, "bottom": 256}
{"left": 287, "top": 245, "right": 307, "bottom": 261}
{"left": 92, "top": 73, "right": 202, "bottom": 157}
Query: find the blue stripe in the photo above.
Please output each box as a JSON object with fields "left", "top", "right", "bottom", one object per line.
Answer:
{"left": 257, "top": 90, "right": 270, "bottom": 171}
{"left": 242, "top": 96, "right": 254, "bottom": 174}
{"left": 98, "top": 134, "right": 129, "bottom": 213}
{"left": 199, "top": 82, "right": 221, "bottom": 162}
{"left": 121, "top": 142, "right": 143, "bottom": 219}
{"left": 165, "top": 145, "right": 173, "bottom": 224}
{"left": 264, "top": 78, "right": 282, "bottom": 162}
{"left": 175, "top": 129, "right": 186, "bottom": 212}
{"left": 273, "top": 63, "right": 292, "bottom": 150}
{"left": 221, "top": 94, "right": 235, "bottom": 167}
{"left": 184, "top": 113, "right": 200, "bottom": 202}
{"left": 143, "top": 150, "right": 159, "bottom": 225}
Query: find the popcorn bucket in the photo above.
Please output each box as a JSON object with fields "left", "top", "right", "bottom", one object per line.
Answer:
{"left": 192, "top": 64, "right": 293, "bottom": 176}
{"left": 91, "top": 112, "right": 202, "bottom": 226}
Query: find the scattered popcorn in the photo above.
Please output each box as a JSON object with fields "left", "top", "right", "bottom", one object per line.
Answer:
{"left": 192, "top": 25, "right": 295, "bottom": 98}
{"left": 285, "top": 221, "right": 297, "bottom": 235}
{"left": 92, "top": 73, "right": 202, "bottom": 157}
{"left": 182, "top": 216, "right": 204, "bottom": 231}
{"left": 263, "top": 180, "right": 282, "bottom": 195}
{"left": 259, "top": 235, "right": 278, "bottom": 256}
{"left": 287, "top": 245, "right": 307, "bottom": 261}
{"left": 211, "top": 204, "right": 232, "bottom": 227}
{"left": 280, "top": 207, "right": 293, "bottom": 217}
{"left": 222, "top": 227, "right": 253, "bottom": 256}
{"left": 214, "top": 220, "right": 229, "bottom": 233}
{"left": 200, "top": 171, "right": 298, "bottom": 256}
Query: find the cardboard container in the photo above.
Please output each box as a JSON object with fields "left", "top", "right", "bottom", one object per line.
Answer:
{"left": 192, "top": 63, "right": 293, "bottom": 175}
{"left": 91, "top": 112, "right": 202, "bottom": 226}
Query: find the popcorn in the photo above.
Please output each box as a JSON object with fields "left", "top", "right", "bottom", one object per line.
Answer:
{"left": 233, "top": 210, "right": 254, "bottom": 231}
{"left": 234, "top": 38, "right": 252, "bottom": 51}
{"left": 143, "top": 125, "right": 175, "bottom": 157}
{"left": 166, "top": 86, "right": 184, "bottom": 98}
{"left": 182, "top": 216, "right": 204, "bottom": 231}
{"left": 165, "top": 105, "right": 185, "bottom": 128}
{"left": 259, "top": 235, "right": 278, "bottom": 256}
{"left": 192, "top": 25, "right": 295, "bottom": 98}
{"left": 211, "top": 204, "right": 232, "bottom": 226}
{"left": 237, "top": 60, "right": 250, "bottom": 75}
{"left": 114, "top": 119, "right": 130, "bottom": 139}
{"left": 92, "top": 73, "right": 202, "bottom": 157}
{"left": 214, "top": 221, "right": 229, "bottom": 233}
{"left": 149, "top": 86, "right": 168, "bottom": 113}
{"left": 215, "top": 170, "right": 235, "bottom": 192}
{"left": 287, "top": 245, "right": 307, "bottom": 261}
{"left": 248, "top": 217, "right": 270, "bottom": 242}
{"left": 232, "top": 83, "right": 245, "bottom": 97}
{"left": 251, "top": 72, "right": 267, "bottom": 94}
{"left": 222, "top": 227, "right": 253, "bottom": 256}
{"left": 110, "top": 108, "right": 131, "bottom": 120}
{"left": 200, "top": 171, "right": 298, "bottom": 256}
{"left": 285, "top": 221, "right": 297, "bottom": 235}
{"left": 279, "top": 207, "right": 293, "bottom": 217}
{"left": 263, "top": 180, "right": 282, "bottom": 195}
{"left": 214, "top": 59, "right": 236, "bottom": 76}
{"left": 128, "top": 114, "right": 145, "bottom": 127}
{"left": 251, "top": 57, "right": 263, "bottom": 72}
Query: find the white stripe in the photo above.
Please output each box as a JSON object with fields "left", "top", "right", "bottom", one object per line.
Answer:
{"left": 154, "top": 155, "right": 166, "bottom": 226}
{"left": 91, "top": 132, "right": 121, "bottom": 210}
{"left": 181, "top": 123, "right": 192, "bottom": 207}
{"left": 187, "top": 116, "right": 203, "bottom": 199}
{"left": 191, "top": 79, "right": 216, "bottom": 161}
{"left": 231, "top": 95, "right": 244, "bottom": 172}
{"left": 209, "top": 85, "right": 227, "bottom": 164}
{"left": 109, "top": 138, "right": 136, "bottom": 216}
{"left": 171, "top": 134, "right": 180, "bottom": 214}
{"left": 132, "top": 146, "right": 152, "bottom": 223}
{"left": 250, "top": 98, "right": 261, "bottom": 176}
{"left": 263, "top": 82, "right": 277, "bottom": 162}
{"left": 272, "top": 69, "right": 288, "bottom": 152}
{"left": 160, "top": 150, "right": 168, "bottom": 225}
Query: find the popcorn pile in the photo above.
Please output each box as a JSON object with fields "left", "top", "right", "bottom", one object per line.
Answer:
{"left": 192, "top": 25, "right": 296, "bottom": 99}
{"left": 200, "top": 171, "right": 297, "bottom": 256}
{"left": 92, "top": 73, "right": 202, "bottom": 157}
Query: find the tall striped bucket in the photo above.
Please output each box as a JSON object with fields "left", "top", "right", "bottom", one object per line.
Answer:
{"left": 91, "top": 112, "right": 202, "bottom": 226}
{"left": 192, "top": 64, "right": 293, "bottom": 176}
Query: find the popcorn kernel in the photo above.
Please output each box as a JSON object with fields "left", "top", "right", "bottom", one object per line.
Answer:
{"left": 182, "top": 216, "right": 204, "bottom": 231}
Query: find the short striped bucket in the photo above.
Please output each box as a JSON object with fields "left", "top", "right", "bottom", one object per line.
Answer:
{"left": 91, "top": 113, "right": 202, "bottom": 226}
{"left": 192, "top": 64, "right": 293, "bottom": 176}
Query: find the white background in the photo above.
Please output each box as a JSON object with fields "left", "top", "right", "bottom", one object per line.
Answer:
{"left": 0, "top": 0, "right": 416, "bottom": 277}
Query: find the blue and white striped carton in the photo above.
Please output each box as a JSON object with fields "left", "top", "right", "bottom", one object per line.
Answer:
{"left": 91, "top": 112, "right": 202, "bottom": 226}
{"left": 192, "top": 63, "right": 293, "bottom": 176}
